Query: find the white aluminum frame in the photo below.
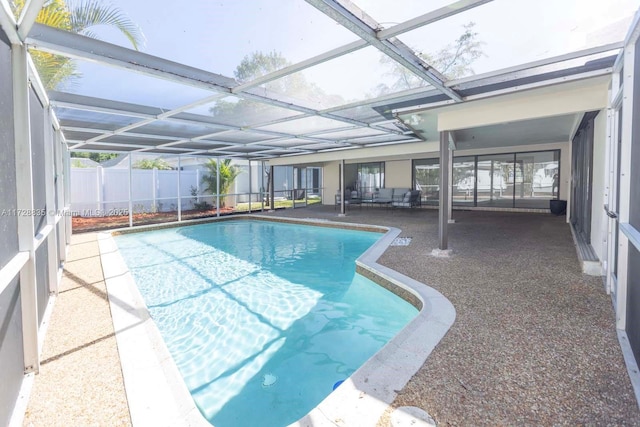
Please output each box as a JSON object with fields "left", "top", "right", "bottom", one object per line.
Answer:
{"left": 8, "top": 0, "right": 628, "bottom": 162}
{"left": 13, "top": 43, "right": 39, "bottom": 375}
{"left": 614, "top": 26, "right": 637, "bottom": 330}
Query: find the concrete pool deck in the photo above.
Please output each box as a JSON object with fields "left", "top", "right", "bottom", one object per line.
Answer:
{"left": 22, "top": 206, "right": 640, "bottom": 426}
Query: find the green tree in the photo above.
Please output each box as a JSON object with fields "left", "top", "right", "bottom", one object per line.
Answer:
{"left": 201, "top": 159, "right": 242, "bottom": 207}
{"left": 376, "top": 22, "right": 484, "bottom": 95}
{"left": 133, "top": 158, "right": 172, "bottom": 170}
{"left": 71, "top": 158, "right": 87, "bottom": 168}
{"left": 70, "top": 151, "right": 118, "bottom": 162}
{"left": 14, "top": 0, "right": 144, "bottom": 89}
{"left": 210, "top": 51, "right": 344, "bottom": 121}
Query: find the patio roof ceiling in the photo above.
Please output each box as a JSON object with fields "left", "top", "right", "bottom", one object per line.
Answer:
{"left": 5, "top": 0, "right": 636, "bottom": 160}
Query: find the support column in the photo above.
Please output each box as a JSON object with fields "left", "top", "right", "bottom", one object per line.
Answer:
{"left": 339, "top": 159, "right": 346, "bottom": 216}
{"left": 13, "top": 44, "right": 39, "bottom": 374}
{"left": 55, "top": 132, "right": 66, "bottom": 263}
{"left": 615, "top": 34, "right": 638, "bottom": 329}
{"left": 128, "top": 154, "right": 133, "bottom": 227}
{"left": 152, "top": 167, "right": 158, "bottom": 212}
{"left": 177, "top": 156, "right": 182, "bottom": 222}
{"left": 216, "top": 156, "right": 220, "bottom": 217}
{"left": 448, "top": 148, "right": 454, "bottom": 224}
{"left": 96, "top": 165, "right": 103, "bottom": 213}
{"left": 43, "top": 108, "right": 58, "bottom": 295}
{"left": 64, "top": 147, "right": 71, "bottom": 244}
{"left": 436, "top": 131, "right": 451, "bottom": 255}
{"left": 196, "top": 168, "right": 200, "bottom": 202}
{"left": 261, "top": 161, "right": 265, "bottom": 211}
{"left": 305, "top": 167, "right": 309, "bottom": 206}
{"left": 248, "top": 160, "right": 252, "bottom": 213}
{"left": 489, "top": 160, "right": 495, "bottom": 201}
{"left": 269, "top": 165, "right": 275, "bottom": 212}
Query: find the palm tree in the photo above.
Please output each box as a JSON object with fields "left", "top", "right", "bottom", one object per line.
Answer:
{"left": 201, "top": 159, "right": 242, "bottom": 208}
{"left": 13, "top": 0, "right": 144, "bottom": 89}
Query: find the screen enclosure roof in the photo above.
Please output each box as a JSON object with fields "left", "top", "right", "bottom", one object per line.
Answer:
{"left": 8, "top": 0, "right": 637, "bottom": 160}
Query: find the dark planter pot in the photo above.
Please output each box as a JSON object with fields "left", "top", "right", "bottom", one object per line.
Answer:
{"left": 550, "top": 199, "right": 567, "bottom": 215}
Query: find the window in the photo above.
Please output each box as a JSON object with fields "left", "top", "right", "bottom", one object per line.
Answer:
{"left": 413, "top": 158, "right": 439, "bottom": 205}
{"left": 475, "top": 154, "right": 514, "bottom": 208}
{"left": 452, "top": 156, "right": 475, "bottom": 207}
{"left": 413, "top": 149, "right": 560, "bottom": 209}
{"left": 357, "top": 162, "right": 384, "bottom": 196}
{"left": 515, "top": 151, "right": 560, "bottom": 208}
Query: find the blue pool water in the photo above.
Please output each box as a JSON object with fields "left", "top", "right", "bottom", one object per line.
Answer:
{"left": 114, "top": 220, "right": 417, "bottom": 427}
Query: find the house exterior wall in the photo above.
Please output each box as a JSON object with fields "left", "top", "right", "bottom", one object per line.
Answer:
{"left": 385, "top": 160, "right": 412, "bottom": 188}
{"left": 268, "top": 141, "right": 438, "bottom": 166}
{"left": 320, "top": 142, "right": 571, "bottom": 206}
{"left": 322, "top": 161, "right": 340, "bottom": 205}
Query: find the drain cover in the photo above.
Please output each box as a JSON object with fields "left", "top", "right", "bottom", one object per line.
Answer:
{"left": 390, "top": 237, "right": 412, "bottom": 246}
{"left": 262, "top": 373, "right": 277, "bottom": 387}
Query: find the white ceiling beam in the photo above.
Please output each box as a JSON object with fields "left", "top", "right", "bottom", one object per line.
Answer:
{"left": 16, "top": 0, "right": 45, "bottom": 40}
{"left": 238, "top": 90, "right": 403, "bottom": 134}
{"left": 51, "top": 95, "right": 319, "bottom": 143}
{"left": 377, "top": 0, "right": 492, "bottom": 39}
{"left": 61, "top": 126, "right": 183, "bottom": 141}
{"left": 232, "top": 0, "right": 491, "bottom": 96}
{"left": 138, "top": 132, "right": 242, "bottom": 151}
{"left": 71, "top": 93, "right": 226, "bottom": 148}
{"left": 253, "top": 148, "right": 317, "bottom": 155}
{"left": 26, "top": 24, "right": 236, "bottom": 93}
{"left": 242, "top": 113, "right": 310, "bottom": 130}
{"left": 26, "top": 54, "right": 49, "bottom": 106}
{"left": 624, "top": 7, "right": 640, "bottom": 45}
{"left": 68, "top": 140, "right": 188, "bottom": 151}
{"left": 233, "top": 40, "right": 367, "bottom": 93}
{"left": 305, "top": 0, "right": 463, "bottom": 102}
{"left": 244, "top": 136, "right": 289, "bottom": 146}
{"left": 320, "top": 86, "right": 432, "bottom": 114}
{"left": 51, "top": 101, "right": 154, "bottom": 119}
{"left": 31, "top": 23, "right": 407, "bottom": 136}
{"left": 30, "top": 27, "right": 374, "bottom": 133}
{"left": 303, "top": 125, "right": 360, "bottom": 136}
{"left": 0, "top": 0, "right": 20, "bottom": 44}
{"left": 449, "top": 41, "right": 623, "bottom": 88}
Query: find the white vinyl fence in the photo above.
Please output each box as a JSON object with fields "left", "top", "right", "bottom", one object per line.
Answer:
{"left": 70, "top": 164, "right": 323, "bottom": 217}
{"left": 71, "top": 167, "right": 207, "bottom": 216}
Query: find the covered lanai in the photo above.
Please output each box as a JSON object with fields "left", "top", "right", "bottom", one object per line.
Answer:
{"left": 2, "top": 0, "right": 640, "bottom": 425}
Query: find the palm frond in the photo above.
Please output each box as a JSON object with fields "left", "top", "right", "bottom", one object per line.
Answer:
{"left": 30, "top": 49, "right": 79, "bottom": 89}
{"left": 68, "top": 0, "right": 145, "bottom": 50}
{"left": 36, "top": 0, "right": 72, "bottom": 30}
{"left": 202, "top": 159, "right": 243, "bottom": 203}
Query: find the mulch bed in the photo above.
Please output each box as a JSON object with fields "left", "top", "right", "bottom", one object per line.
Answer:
{"left": 71, "top": 208, "right": 236, "bottom": 233}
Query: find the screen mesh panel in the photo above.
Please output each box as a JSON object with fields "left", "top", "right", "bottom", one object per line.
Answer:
{"left": 30, "top": 89, "right": 47, "bottom": 235}
{"left": 0, "top": 35, "right": 18, "bottom": 268}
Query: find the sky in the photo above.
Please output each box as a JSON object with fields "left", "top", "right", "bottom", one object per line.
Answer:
{"left": 66, "top": 0, "right": 640, "bottom": 112}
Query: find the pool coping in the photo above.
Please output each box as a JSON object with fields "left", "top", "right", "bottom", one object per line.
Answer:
{"left": 98, "top": 215, "right": 456, "bottom": 427}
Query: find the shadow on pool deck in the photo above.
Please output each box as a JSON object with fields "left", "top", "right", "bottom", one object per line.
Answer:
{"left": 23, "top": 205, "right": 640, "bottom": 426}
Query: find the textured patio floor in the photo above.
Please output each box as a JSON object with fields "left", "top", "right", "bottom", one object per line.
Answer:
{"left": 23, "top": 205, "right": 640, "bottom": 426}
{"left": 23, "top": 233, "right": 131, "bottom": 427}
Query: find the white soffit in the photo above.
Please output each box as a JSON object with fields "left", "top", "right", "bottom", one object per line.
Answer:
{"left": 399, "top": 75, "right": 610, "bottom": 137}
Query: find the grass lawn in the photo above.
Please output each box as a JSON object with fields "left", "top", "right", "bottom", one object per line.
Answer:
{"left": 233, "top": 197, "right": 322, "bottom": 212}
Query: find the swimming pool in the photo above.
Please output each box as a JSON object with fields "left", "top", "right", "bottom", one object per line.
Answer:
{"left": 114, "top": 219, "right": 418, "bottom": 427}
